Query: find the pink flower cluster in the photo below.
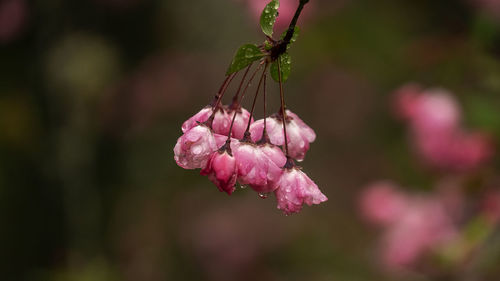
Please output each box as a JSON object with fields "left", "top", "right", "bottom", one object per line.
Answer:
{"left": 359, "top": 84, "right": 499, "bottom": 275}
{"left": 174, "top": 104, "right": 327, "bottom": 214}
{"left": 394, "top": 84, "right": 493, "bottom": 172}
{"left": 360, "top": 182, "right": 459, "bottom": 269}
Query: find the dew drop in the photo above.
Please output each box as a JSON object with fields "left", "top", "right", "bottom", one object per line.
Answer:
{"left": 259, "top": 193, "right": 269, "bottom": 199}
{"left": 245, "top": 49, "right": 254, "bottom": 58}
{"left": 191, "top": 144, "right": 202, "bottom": 155}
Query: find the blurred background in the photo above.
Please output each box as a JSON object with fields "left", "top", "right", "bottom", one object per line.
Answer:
{"left": 2, "top": 0, "right": 500, "bottom": 280}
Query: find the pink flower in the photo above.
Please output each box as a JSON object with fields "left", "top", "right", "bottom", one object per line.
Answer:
{"left": 250, "top": 117, "right": 284, "bottom": 145}
{"left": 227, "top": 107, "right": 253, "bottom": 139}
{"left": 201, "top": 146, "right": 238, "bottom": 195}
{"left": 274, "top": 168, "right": 328, "bottom": 215}
{"left": 360, "top": 180, "right": 461, "bottom": 269}
{"left": 233, "top": 142, "right": 284, "bottom": 193}
{"left": 394, "top": 84, "right": 493, "bottom": 172}
{"left": 174, "top": 125, "right": 218, "bottom": 169}
{"left": 359, "top": 181, "right": 408, "bottom": 225}
{"left": 415, "top": 131, "right": 493, "bottom": 172}
{"left": 214, "top": 133, "right": 231, "bottom": 148}
{"left": 250, "top": 110, "right": 316, "bottom": 161}
{"left": 182, "top": 106, "right": 254, "bottom": 139}
{"left": 258, "top": 142, "right": 287, "bottom": 168}
{"left": 181, "top": 106, "right": 213, "bottom": 133}
{"left": 182, "top": 106, "right": 231, "bottom": 136}
{"left": 381, "top": 198, "right": 457, "bottom": 268}
{"left": 395, "top": 86, "right": 460, "bottom": 133}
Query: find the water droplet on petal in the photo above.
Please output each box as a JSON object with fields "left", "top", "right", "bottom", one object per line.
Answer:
{"left": 259, "top": 193, "right": 269, "bottom": 199}
{"left": 191, "top": 144, "right": 202, "bottom": 155}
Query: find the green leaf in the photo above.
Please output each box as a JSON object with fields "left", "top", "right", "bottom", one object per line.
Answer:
{"left": 270, "top": 52, "right": 291, "bottom": 82}
{"left": 260, "top": 0, "right": 280, "bottom": 37}
{"left": 280, "top": 26, "right": 300, "bottom": 46}
{"left": 226, "top": 44, "right": 264, "bottom": 75}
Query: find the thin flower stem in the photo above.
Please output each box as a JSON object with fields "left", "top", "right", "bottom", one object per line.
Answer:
{"left": 283, "top": 0, "right": 309, "bottom": 44}
{"left": 205, "top": 73, "right": 237, "bottom": 127}
{"left": 226, "top": 63, "right": 264, "bottom": 142}
{"left": 230, "top": 64, "right": 252, "bottom": 109}
{"left": 256, "top": 72, "right": 270, "bottom": 145}
{"left": 211, "top": 73, "right": 236, "bottom": 108}
{"left": 271, "top": 0, "right": 310, "bottom": 60}
{"left": 245, "top": 63, "right": 268, "bottom": 134}
{"left": 263, "top": 72, "right": 267, "bottom": 133}
{"left": 277, "top": 59, "right": 289, "bottom": 157}
{"left": 239, "top": 62, "right": 264, "bottom": 102}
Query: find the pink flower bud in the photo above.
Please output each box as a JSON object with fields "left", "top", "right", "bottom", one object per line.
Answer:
{"left": 211, "top": 108, "right": 232, "bottom": 136}
{"left": 227, "top": 107, "right": 253, "bottom": 139}
{"left": 274, "top": 168, "right": 327, "bottom": 215}
{"left": 286, "top": 110, "right": 317, "bottom": 161}
{"left": 249, "top": 117, "right": 284, "bottom": 145}
{"left": 214, "top": 133, "right": 230, "bottom": 148}
{"left": 234, "top": 142, "right": 284, "bottom": 193}
{"left": 181, "top": 106, "right": 213, "bottom": 133}
{"left": 259, "top": 143, "right": 287, "bottom": 168}
{"left": 181, "top": 106, "right": 231, "bottom": 136}
{"left": 201, "top": 148, "right": 238, "bottom": 195}
{"left": 250, "top": 110, "right": 316, "bottom": 161}
{"left": 174, "top": 125, "right": 218, "bottom": 169}
{"left": 182, "top": 106, "right": 254, "bottom": 139}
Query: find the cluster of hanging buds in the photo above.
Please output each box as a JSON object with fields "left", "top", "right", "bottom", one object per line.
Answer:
{"left": 174, "top": 0, "right": 327, "bottom": 214}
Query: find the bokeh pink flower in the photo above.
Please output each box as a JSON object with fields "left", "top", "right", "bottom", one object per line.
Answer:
{"left": 359, "top": 181, "right": 408, "bottom": 226}
{"left": 361, "top": 182, "right": 459, "bottom": 269}
{"left": 238, "top": 0, "right": 315, "bottom": 33}
{"left": 394, "top": 84, "right": 493, "bottom": 172}
{"left": 0, "top": 0, "right": 28, "bottom": 43}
